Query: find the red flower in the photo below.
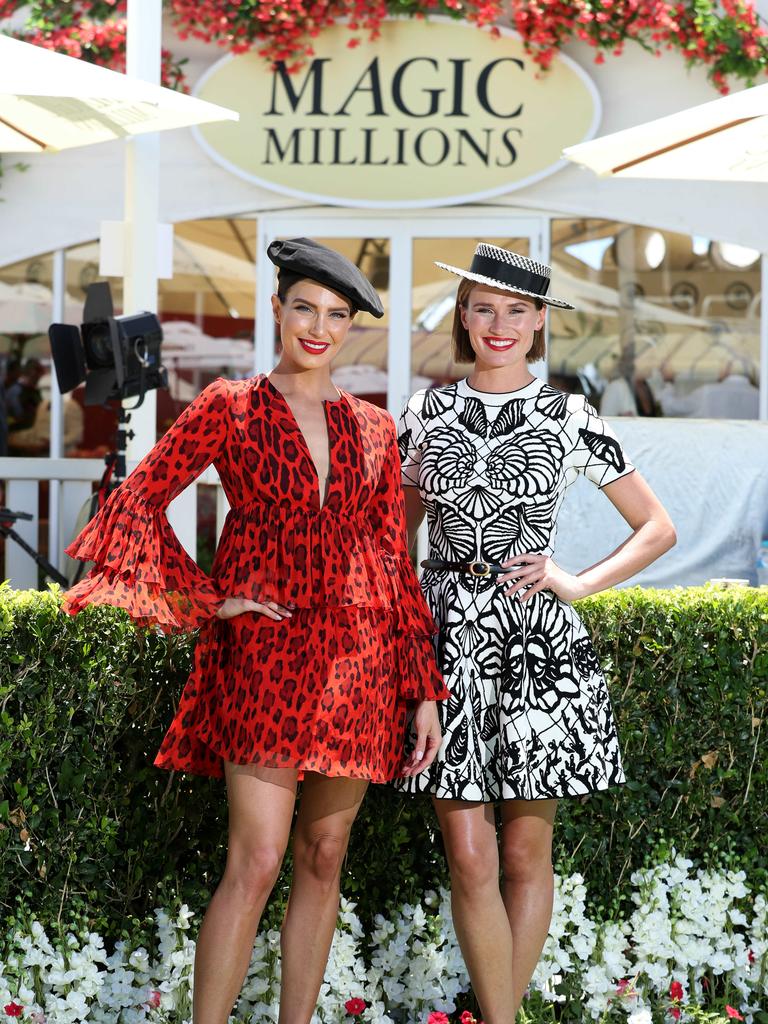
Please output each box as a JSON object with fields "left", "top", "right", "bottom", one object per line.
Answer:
{"left": 428, "top": 1015, "right": 450, "bottom": 1024}
{"left": 345, "top": 999, "right": 366, "bottom": 1016}
{"left": 147, "top": 990, "right": 161, "bottom": 1009}
{"left": 670, "top": 1011, "right": 681, "bottom": 1022}
{"left": 460, "top": 1013, "right": 476, "bottom": 1024}
{"left": 726, "top": 1008, "right": 744, "bottom": 1021}
{"left": 4, "top": 1006, "right": 24, "bottom": 1019}
{"left": 669, "top": 980, "right": 684, "bottom": 1002}
{"left": 748, "top": 948, "right": 756, "bottom": 964}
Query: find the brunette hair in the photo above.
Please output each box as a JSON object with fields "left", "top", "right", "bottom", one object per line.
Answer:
{"left": 451, "top": 278, "right": 546, "bottom": 364}
{"left": 276, "top": 269, "right": 357, "bottom": 316}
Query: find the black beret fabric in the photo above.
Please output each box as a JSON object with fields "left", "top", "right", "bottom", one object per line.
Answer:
{"left": 267, "top": 237, "right": 385, "bottom": 319}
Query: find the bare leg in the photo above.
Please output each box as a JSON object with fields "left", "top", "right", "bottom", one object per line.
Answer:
{"left": 193, "top": 764, "right": 298, "bottom": 1024}
{"left": 499, "top": 799, "right": 558, "bottom": 1014}
{"left": 433, "top": 799, "right": 515, "bottom": 1024}
{"left": 278, "top": 772, "right": 369, "bottom": 1024}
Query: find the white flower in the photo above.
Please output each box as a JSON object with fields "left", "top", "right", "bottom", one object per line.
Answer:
{"left": 627, "top": 1008, "right": 653, "bottom": 1024}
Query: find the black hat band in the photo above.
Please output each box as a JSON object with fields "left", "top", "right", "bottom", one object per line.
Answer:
{"left": 469, "top": 253, "right": 551, "bottom": 297}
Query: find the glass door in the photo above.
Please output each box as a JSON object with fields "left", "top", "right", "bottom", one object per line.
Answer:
{"left": 256, "top": 214, "right": 544, "bottom": 417}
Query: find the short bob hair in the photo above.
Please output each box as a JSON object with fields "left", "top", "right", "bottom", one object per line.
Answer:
{"left": 451, "top": 277, "right": 545, "bottom": 364}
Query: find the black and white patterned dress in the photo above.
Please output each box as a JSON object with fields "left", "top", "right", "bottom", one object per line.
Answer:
{"left": 397, "top": 377, "right": 635, "bottom": 802}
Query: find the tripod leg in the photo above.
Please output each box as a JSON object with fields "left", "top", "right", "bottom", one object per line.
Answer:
{"left": 0, "top": 525, "right": 69, "bottom": 587}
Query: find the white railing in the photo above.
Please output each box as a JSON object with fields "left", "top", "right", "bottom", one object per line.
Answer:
{"left": 0, "top": 458, "right": 228, "bottom": 589}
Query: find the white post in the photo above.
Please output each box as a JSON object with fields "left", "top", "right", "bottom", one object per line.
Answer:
{"left": 760, "top": 254, "right": 768, "bottom": 422}
{"left": 255, "top": 220, "right": 277, "bottom": 374}
{"left": 534, "top": 217, "right": 550, "bottom": 383}
{"left": 123, "top": 0, "right": 162, "bottom": 459}
{"left": 48, "top": 248, "right": 66, "bottom": 568}
{"left": 387, "top": 228, "right": 413, "bottom": 418}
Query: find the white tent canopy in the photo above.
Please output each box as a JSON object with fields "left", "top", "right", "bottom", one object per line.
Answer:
{"left": 0, "top": 33, "right": 238, "bottom": 153}
{"left": 563, "top": 79, "right": 768, "bottom": 182}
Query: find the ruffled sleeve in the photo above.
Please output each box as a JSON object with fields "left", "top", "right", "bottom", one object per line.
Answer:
{"left": 64, "top": 379, "right": 231, "bottom": 632}
{"left": 368, "top": 414, "right": 451, "bottom": 702}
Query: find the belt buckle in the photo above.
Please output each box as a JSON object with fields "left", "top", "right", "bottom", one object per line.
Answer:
{"left": 469, "top": 561, "right": 491, "bottom": 577}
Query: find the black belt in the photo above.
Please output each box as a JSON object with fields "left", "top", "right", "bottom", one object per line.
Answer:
{"left": 421, "top": 558, "right": 507, "bottom": 578}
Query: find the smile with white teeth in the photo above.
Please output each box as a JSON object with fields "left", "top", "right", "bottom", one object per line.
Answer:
{"left": 299, "top": 338, "right": 331, "bottom": 353}
{"left": 483, "top": 337, "right": 517, "bottom": 350}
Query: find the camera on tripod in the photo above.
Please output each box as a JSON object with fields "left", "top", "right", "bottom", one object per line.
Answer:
{"left": 48, "top": 281, "right": 167, "bottom": 408}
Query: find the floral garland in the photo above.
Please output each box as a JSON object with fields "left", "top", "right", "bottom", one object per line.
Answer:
{"left": 0, "top": 0, "right": 766, "bottom": 93}
{"left": 0, "top": 1, "right": 186, "bottom": 90}
{"left": 169, "top": 0, "right": 768, "bottom": 92}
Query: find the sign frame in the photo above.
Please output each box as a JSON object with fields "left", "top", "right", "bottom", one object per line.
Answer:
{"left": 192, "top": 16, "right": 602, "bottom": 209}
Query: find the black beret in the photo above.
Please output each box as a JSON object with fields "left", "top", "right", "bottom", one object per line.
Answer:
{"left": 267, "top": 237, "right": 385, "bottom": 319}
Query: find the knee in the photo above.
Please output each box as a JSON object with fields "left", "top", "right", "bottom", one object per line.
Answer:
{"left": 447, "top": 844, "right": 498, "bottom": 894}
{"left": 500, "top": 834, "right": 552, "bottom": 887}
{"left": 296, "top": 833, "right": 347, "bottom": 888}
{"left": 224, "top": 845, "right": 284, "bottom": 907}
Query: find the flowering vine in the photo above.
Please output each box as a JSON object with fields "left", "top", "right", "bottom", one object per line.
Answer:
{"left": 1, "top": 0, "right": 766, "bottom": 93}
{"left": 3, "top": 0, "right": 768, "bottom": 94}
{"left": 169, "top": 0, "right": 768, "bottom": 92}
{"left": 1, "top": 1, "right": 186, "bottom": 90}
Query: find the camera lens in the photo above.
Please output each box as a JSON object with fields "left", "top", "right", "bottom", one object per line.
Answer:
{"left": 83, "top": 321, "right": 114, "bottom": 369}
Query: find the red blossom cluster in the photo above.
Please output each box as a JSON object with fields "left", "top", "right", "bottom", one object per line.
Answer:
{"left": 21, "top": 16, "right": 186, "bottom": 90}
{"left": 4, "top": 0, "right": 768, "bottom": 93}
{"left": 8, "top": 1, "right": 185, "bottom": 90}
{"left": 168, "top": 0, "right": 768, "bottom": 91}
{"left": 170, "top": 0, "right": 388, "bottom": 68}
{"left": 0, "top": 0, "right": 23, "bottom": 18}
{"left": 509, "top": 0, "right": 768, "bottom": 92}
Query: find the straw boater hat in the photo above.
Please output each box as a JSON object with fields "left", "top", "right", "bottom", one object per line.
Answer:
{"left": 435, "top": 243, "right": 575, "bottom": 310}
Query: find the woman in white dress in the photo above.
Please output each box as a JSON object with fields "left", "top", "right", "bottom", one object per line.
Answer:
{"left": 397, "top": 245, "right": 676, "bottom": 1022}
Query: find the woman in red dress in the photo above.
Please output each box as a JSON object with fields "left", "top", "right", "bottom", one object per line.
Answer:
{"left": 64, "top": 238, "right": 450, "bottom": 1024}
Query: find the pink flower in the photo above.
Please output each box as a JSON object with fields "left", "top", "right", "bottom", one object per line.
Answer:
{"left": 345, "top": 999, "right": 366, "bottom": 1016}
{"left": 669, "top": 980, "right": 684, "bottom": 1002}
{"left": 4, "top": 1006, "right": 23, "bottom": 1019}
{"left": 147, "top": 990, "right": 161, "bottom": 1009}
{"left": 30, "top": 1015, "right": 46, "bottom": 1024}
{"left": 428, "top": 1014, "right": 450, "bottom": 1024}
{"left": 726, "top": 1009, "right": 744, "bottom": 1021}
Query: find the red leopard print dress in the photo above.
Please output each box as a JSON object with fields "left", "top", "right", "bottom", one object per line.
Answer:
{"left": 64, "top": 375, "right": 449, "bottom": 781}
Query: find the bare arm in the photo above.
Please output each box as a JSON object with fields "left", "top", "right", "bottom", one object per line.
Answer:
{"left": 404, "top": 486, "right": 426, "bottom": 553}
{"left": 501, "top": 471, "right": 676, "bottom": 602}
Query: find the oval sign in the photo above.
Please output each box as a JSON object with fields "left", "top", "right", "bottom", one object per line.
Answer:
{"left": 194, "top": 18, "right": 600, "bottom": 208}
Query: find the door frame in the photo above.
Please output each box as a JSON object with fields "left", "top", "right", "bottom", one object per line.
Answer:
{"left": 256, "top": 213, "right": 547, "bottom": 415}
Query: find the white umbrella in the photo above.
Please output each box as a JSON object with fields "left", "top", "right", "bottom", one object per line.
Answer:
{"left": 562, "top": 80, "right": 768, "bottom": 181}
{"left": 0, "top": 32, "right": 238, "bottom": 153}
{"left": 0, "top": 281, "right": 82, "bottom": 333}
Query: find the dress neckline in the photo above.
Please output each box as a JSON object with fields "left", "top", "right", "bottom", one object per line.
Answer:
{"left": 261, "top": 374, "right": 343, "bottom": 511}
{"left": 457, "top": 375, "right": 543, "bottom": 405}
{"left": 262, "top": 373, "right": 345, "bottom": 406}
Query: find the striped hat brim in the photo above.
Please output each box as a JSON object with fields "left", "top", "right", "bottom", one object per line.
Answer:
{"left": 434, "top": 261, "right": 576, "bottom": 310}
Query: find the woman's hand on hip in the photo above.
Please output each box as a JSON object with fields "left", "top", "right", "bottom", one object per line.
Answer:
{"left": 402, "top": 700, "right": 442, "bottom": 777}
{"left": 498, "top": 554, "right": 589, "bottom": 603}
{"left": 216, "top": 597, "right": 293, "bottom": 621}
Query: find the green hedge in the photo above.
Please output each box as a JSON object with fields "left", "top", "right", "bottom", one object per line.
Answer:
{"left": 1, "top": 584, "right": 766, "bottom": 938}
